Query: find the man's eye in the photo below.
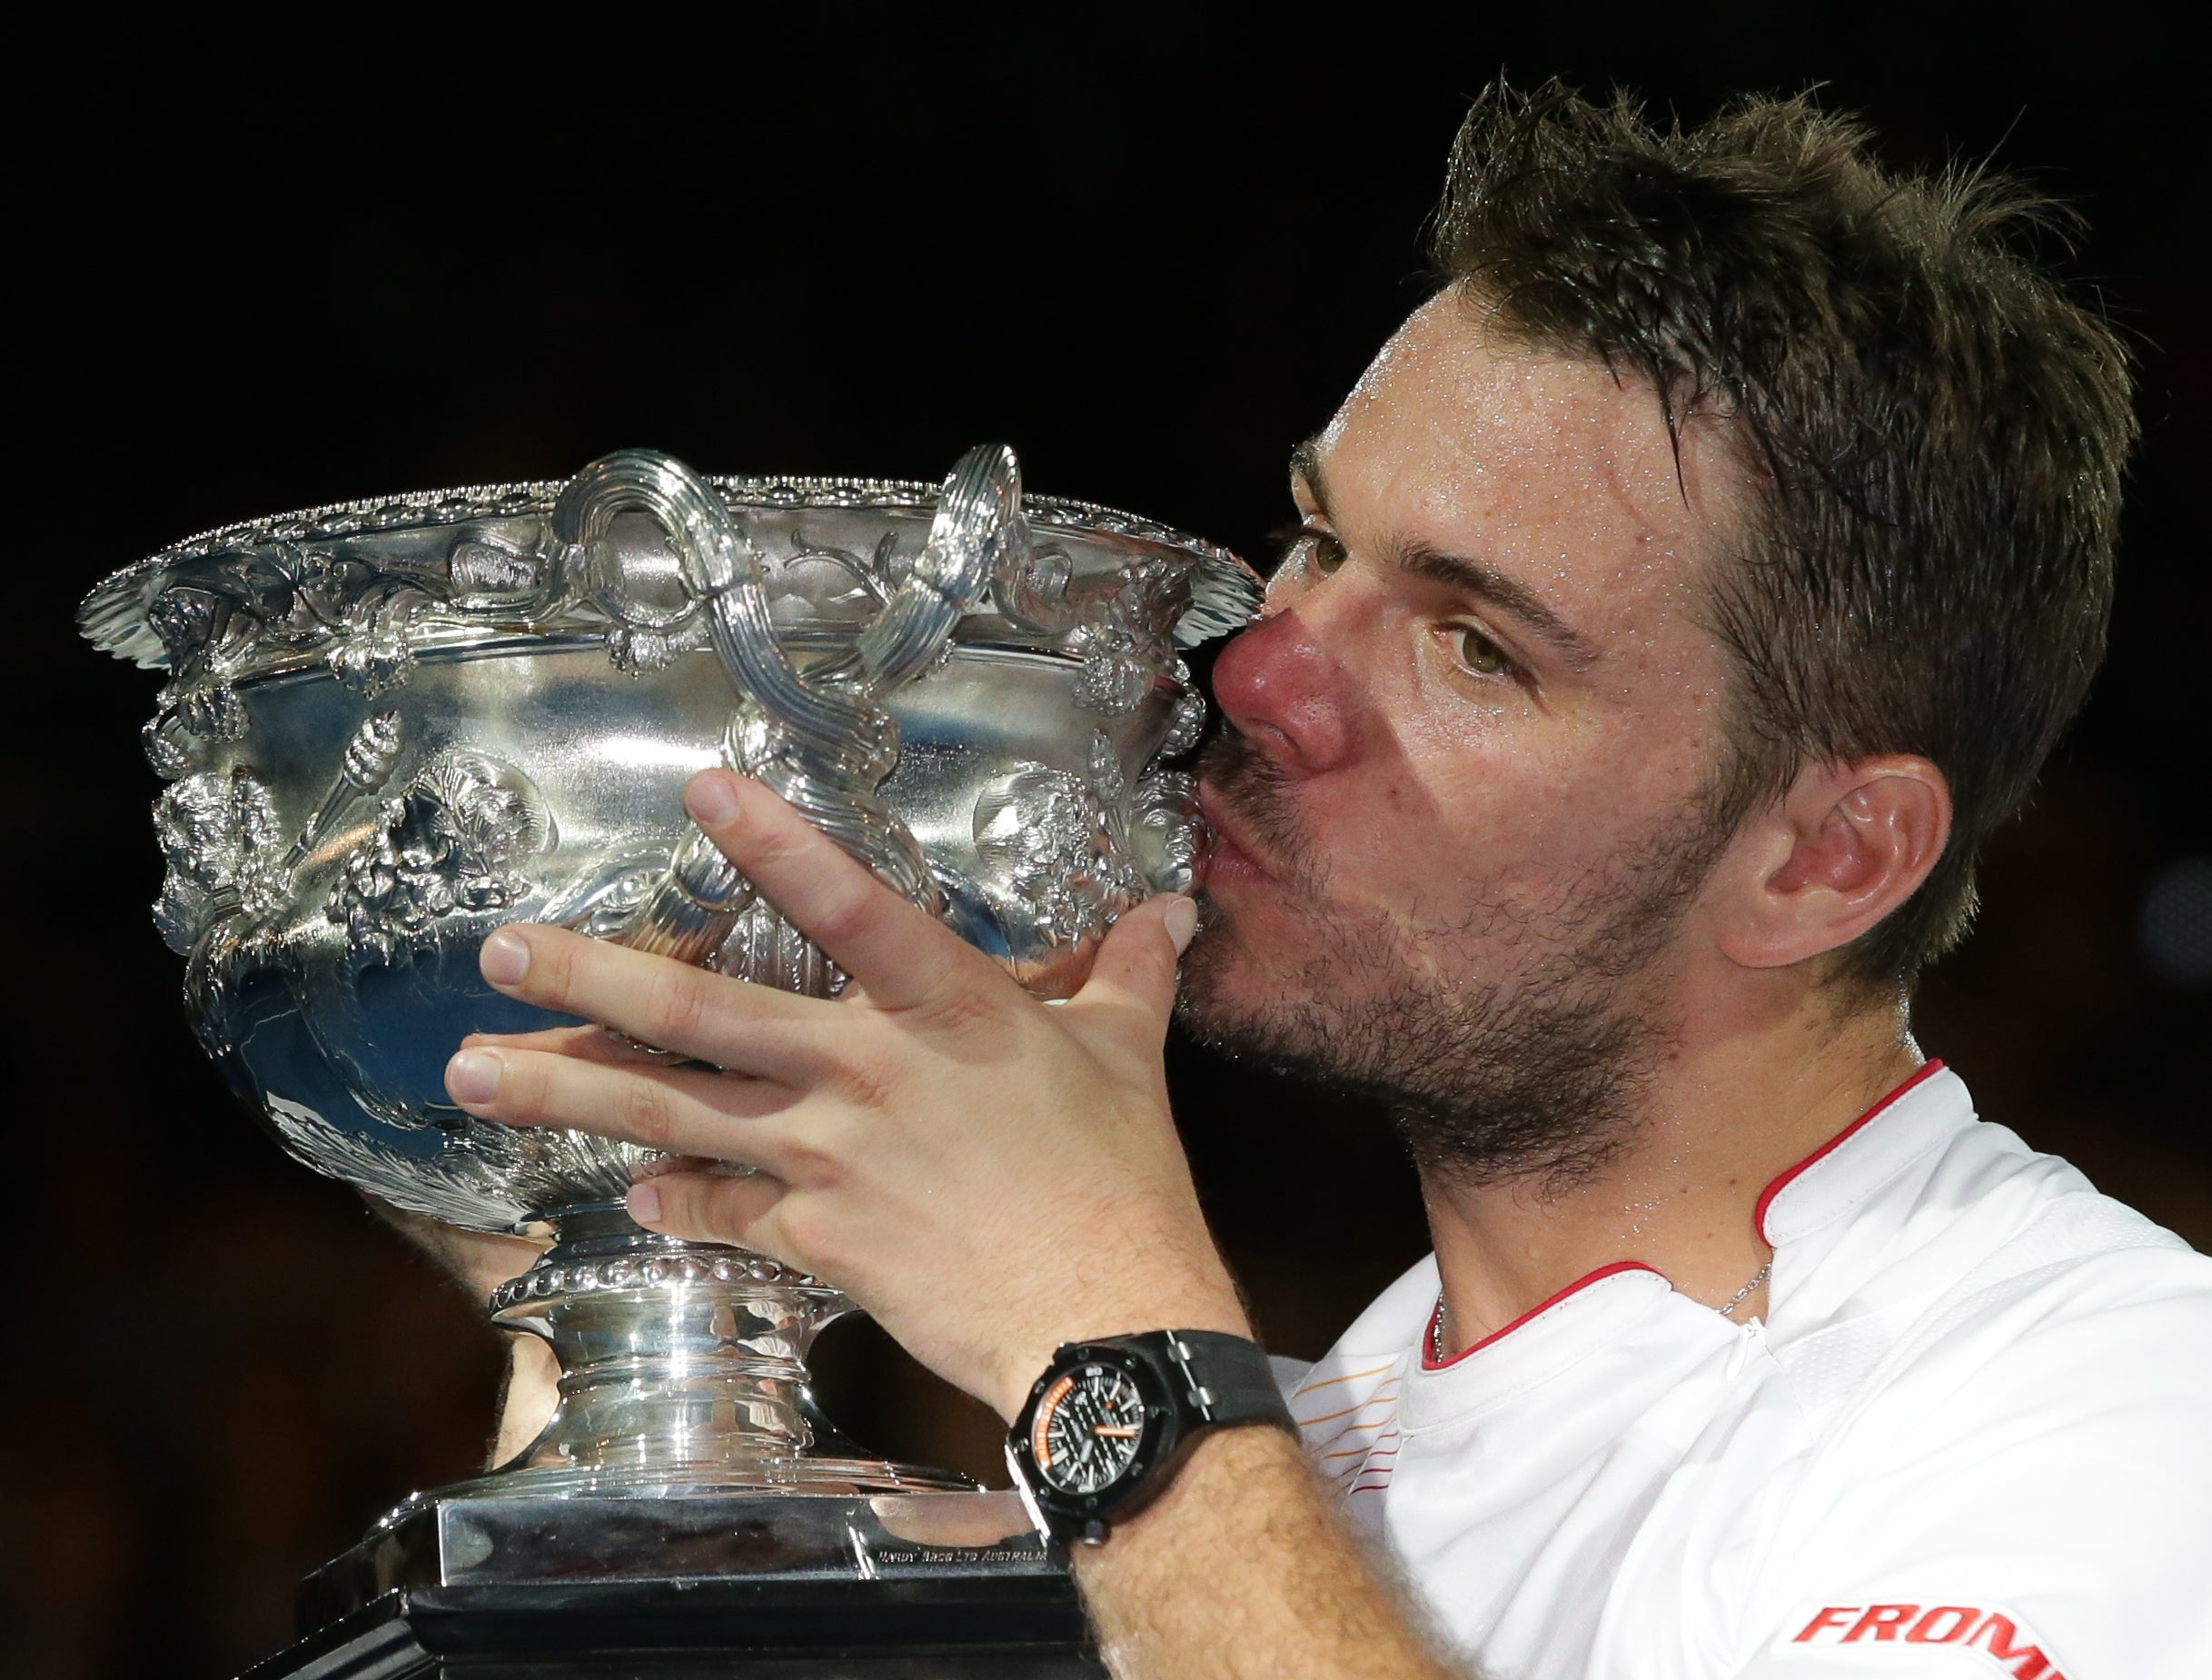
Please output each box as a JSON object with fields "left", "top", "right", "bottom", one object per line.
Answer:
{"left": 1304, "top": 532, "right": 1348, "bottom": 576}
{"left": 1451, "top": 625, "right": 1513, "bottom": 677}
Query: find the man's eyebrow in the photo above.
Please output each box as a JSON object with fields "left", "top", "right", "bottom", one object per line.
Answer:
{"left": 1392, "top": 542, "right": 1599, "bottom": 672}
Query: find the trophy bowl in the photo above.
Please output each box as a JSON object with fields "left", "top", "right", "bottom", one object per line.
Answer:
{"left": 81, "top": 444, "right": 1259, "bottom": 1520}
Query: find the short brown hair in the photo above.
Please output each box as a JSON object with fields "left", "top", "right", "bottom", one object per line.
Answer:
{"left": 1432, "top": 80, "right": 2137, "bottom": 989}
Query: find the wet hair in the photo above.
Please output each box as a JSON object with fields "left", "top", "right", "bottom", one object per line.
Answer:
{"left": 1430, "top": 79, "right": 2136, "bottom": 990}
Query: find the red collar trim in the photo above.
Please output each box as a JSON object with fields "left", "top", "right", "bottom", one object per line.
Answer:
{"left": 1421, "top": 1060, "right": 1947, "bottom": 1372}
{"left": 1421, "top": 1261, "right": 1661, "bottom": 1372}
{"left": 1751, "top": 1059, "right": 1946, "bottom": 1245}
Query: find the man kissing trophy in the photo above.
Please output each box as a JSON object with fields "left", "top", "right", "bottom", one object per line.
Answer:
{"left": 81, "top": 442, "right": 1260, "bottom": 1675}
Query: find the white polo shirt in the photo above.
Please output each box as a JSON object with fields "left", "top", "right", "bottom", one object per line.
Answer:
{"left": 1282, "top": 1064, "right": 2212, "bottom": 1678}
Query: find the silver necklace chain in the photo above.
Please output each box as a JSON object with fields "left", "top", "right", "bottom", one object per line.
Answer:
{"left": 1429, "top": 1258, "right": 1774, "bottom": 1364}
{"left": 1715, "top": 1259, "right": 1775, "bottom": 1321}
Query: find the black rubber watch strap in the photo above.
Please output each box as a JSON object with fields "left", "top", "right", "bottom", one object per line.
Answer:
{"left": 1156, "top": 1329, "right": 1295, "bottom": 1427}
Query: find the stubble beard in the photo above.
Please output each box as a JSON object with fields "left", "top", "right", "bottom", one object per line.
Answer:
{"left": 1175, "top": 731, "right": 1740, "bottom": 1192}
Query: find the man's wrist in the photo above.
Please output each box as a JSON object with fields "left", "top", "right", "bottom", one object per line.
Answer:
{"left": 989, "top": 1288, "right": 1252, "bottom": 1422}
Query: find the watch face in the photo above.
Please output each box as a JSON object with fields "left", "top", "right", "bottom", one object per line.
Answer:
{"left": 1028, "top": 1362, "right": 1149, "bottom": 1496}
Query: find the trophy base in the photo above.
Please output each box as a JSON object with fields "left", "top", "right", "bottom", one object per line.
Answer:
{"left": 245, "top": 1488, "right": 1098, "bottom": 1679}
{"left": 425, "top": 1455, "right": 977, "bottom": 1504}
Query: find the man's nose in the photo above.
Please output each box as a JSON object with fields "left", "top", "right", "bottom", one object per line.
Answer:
{"left": 1209, "top": 602, "right": 1356, "bottom": 775}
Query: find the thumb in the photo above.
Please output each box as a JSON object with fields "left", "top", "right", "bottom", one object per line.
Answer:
{"left": 1073, "top": 893, "right": 1198, "bottom": 1041}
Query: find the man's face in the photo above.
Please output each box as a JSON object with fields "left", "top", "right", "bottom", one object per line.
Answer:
{"left": 1179, "top": 291, "right": 1749, "bottom": 1181}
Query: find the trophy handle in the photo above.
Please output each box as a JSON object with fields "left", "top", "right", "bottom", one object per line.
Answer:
{"left": 853, "top": 441, "right": 1026, "bottom": 691}
{"left": 549, "top": 445, "right": 1019, "bottom": 973}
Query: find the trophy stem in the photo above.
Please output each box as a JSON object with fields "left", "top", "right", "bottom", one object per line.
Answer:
{"left": 481, "top": 1203, "right": 967, "bottom": 1494}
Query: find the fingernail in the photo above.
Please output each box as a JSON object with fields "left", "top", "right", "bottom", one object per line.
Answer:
{"left": 628, "top": 1181, "right": 663, "bottom": 1224}
{"left": 1164, "top": 895, "right": 1199, "bottom": 955}
{"left": 447, "top": 1048, "right": 502, "bottom": 1106}
{"left": 686, "top": 772, "right": 743, "bottom": 828}
{"left": 481, "top": 929, "right": 530, "bottom": 987}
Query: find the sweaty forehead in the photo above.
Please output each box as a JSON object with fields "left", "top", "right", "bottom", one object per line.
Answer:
{"left": 1314, "top": 292, "right": 1735, "bottom": 593}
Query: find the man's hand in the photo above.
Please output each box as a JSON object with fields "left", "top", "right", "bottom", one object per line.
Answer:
{"left": 441, "top": 769, "right": 1248, "bottom": 1420}
{"left": 439, "top": 771, "right": 1455, "bottom": 1678}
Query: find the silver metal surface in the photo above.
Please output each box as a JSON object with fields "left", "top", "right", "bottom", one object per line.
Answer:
{"left": 321, "top": 1486, "right": 1056, "bottom": 1599}
{"left": 83, "top": 445, "right": 1258, "bottom": 1510}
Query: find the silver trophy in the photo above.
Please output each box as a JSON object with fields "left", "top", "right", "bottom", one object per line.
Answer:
{"left": 81, "top": 445, "right": 1258, "bottom": 1674}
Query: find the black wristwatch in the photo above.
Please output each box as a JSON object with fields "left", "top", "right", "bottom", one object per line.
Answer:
{"left": 1006, "top": 1329, "right": 1297, "bottom": 1546}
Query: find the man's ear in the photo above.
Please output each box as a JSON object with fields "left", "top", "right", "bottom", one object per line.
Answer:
{"left": 1715, "top": 756, "right": 1952, "bottom": 970}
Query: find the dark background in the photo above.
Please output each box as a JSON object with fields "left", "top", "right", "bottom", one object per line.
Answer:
{"left": 10, "top": 7, "right": 2207, "bottom": 1675}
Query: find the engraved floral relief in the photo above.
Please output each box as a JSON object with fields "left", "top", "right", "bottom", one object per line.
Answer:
{"left": 326, "top": 583, "right": 440, "bottom": 695}
{"left": 235, "top": 542, "right": 383, "bottom": 648}
{"left": 447, "top": 538, "right": 545, "bottom": 605}
{"left": 143, "top": 584, "right": 253, "bottom": 778}
{"left": 968, "top": 731, "right": 1204, "bottom": 954}
{"left": 1070, "top": 557, "right": 1197, "bottom": 714}
{"left": 1157, "top": 686, "right": 1205, "bottom": 760}
{"left": 973, "top": 760, "right": 1134, "bottom": 951}
{"left": 331, "top": 751, "right": 552, "bottom": 964}
{"left": 149, "top": 709, "right": 414, "bottom": 957}
{"left": 128, "top": 530, "right": 550, "bottom": 760}
{"left": 1127, "top": 770, "right": 1203, "bottom": 898}
{"left": 152, "top": 767, "right": 289, "bottom": 953}
{"left": 600, "top": 616, "right": 709, "bottom": 675}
